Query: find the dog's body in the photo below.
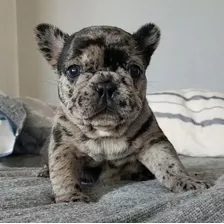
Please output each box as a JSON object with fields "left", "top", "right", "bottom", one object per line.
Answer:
{"left": 35, "top": 23, "right": 210, "bottom": 203}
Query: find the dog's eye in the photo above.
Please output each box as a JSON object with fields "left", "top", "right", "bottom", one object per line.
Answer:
{"left": 66, "top": 65, "right": 81, "bottom": 79}
{"left": 129, "top": 64, "right": 141, "bottom": 78}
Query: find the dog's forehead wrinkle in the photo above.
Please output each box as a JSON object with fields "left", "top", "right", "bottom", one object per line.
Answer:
{"left": 57, "top": 28, "right": 143, "bottom": 74}
{"left": 63, "top": 26, "right": 134, "bottom": 58}
{"left": 64, "top": 46, "right": 141, "bottom": 74}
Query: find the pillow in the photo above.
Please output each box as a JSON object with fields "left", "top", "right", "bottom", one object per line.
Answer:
{"left": 147, "top": 89, "right": 224, "bottom": 157}
{"left": 14, "top": 96, "right": 56, "bottom": 155}
{"left": 0, "top": 94, "right": 26, "bottom": 157}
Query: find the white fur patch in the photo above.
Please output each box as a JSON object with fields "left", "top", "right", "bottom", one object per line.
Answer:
{"left": 84, "top": 137, "right": 129, "bottom": 161}
{"left": 96, "top": 130, "right": 112, "bottom": 137}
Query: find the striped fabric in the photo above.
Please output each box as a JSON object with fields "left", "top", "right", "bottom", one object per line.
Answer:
{"left": 147, "top": 89, "right": 224, "bottom": 157}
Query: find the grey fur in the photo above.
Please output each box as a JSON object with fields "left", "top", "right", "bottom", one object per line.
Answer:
{"left": 35, "top": 23, "right": 210, "bottom": 203}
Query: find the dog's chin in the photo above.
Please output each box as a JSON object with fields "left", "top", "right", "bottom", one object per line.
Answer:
{"left": 90, "top": 108, "right": 121, "bottom": 128}
{"left": 91, "top": 113, "right": 118, "bottom": 128}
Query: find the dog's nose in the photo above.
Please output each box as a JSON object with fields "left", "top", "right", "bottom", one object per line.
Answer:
{"left": 96, "top": 82, "right": 117, "bottom": 100}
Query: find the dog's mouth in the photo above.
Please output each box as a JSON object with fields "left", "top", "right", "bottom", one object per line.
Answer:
{"left": 90, "top": 107, "right": 123, "bottom": 130}
{"left": 89, "top": 105, "right": 117, "bottom": 119}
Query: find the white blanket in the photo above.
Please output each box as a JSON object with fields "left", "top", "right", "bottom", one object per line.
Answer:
{"left": 147, "top": 89, "right": 224, "bottom": 157}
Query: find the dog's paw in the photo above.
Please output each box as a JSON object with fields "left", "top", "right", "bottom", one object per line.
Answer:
{"left": 37, "top": 165, "right": 49, "bottom": 178}
{"left": 170, "top": 176, "right": 211, "bottom": 193}
{"left": 55, "top": 192, "right": 91, "bottom": 203}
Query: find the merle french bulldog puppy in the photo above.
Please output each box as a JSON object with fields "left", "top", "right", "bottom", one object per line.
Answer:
{"left": 35, "top": 23, "right": 210, "bottom": 203}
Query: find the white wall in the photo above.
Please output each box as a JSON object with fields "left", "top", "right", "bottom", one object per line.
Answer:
{"left": 0, "top": 0, "right": 19, "bottom": 97}
{"left": 15, "top": 0, "right": 224, "bottom": 103}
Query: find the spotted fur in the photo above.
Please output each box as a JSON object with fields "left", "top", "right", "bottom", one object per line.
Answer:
{"left": 35, "top": 23, "right": 210, "bottom": 203}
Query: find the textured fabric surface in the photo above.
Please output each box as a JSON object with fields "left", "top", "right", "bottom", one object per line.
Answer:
{"left": 0, "top": 156, "right": 224, "bottom": 223}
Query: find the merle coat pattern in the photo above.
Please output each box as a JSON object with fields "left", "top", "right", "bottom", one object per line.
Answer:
{"left": 35, "top": 23, "right": 210, "bottom": 203}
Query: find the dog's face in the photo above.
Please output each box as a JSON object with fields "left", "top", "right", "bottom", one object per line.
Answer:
{"left": 35, "top": 23, "right": 160, "bottom": 135}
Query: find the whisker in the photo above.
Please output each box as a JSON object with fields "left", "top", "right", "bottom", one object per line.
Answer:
{"left": 147, "top": 80, "right": 161, "bottom": 83}
{"left": 147, "top": 83, "right": 159, "bottom": 91}
{"left": 45, "top": 78, "right": 58, "bottom": 83}
{"left": 44, "top": 80, "right": 58, "bottom": 87}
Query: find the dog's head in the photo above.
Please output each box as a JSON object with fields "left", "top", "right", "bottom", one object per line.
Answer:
{"left": 35, "top": 23, "right": 160, "bottom": 136}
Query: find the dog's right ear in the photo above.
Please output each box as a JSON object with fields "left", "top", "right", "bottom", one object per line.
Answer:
{"left": 34, "top": 23, "right": 69, "bottom": 68}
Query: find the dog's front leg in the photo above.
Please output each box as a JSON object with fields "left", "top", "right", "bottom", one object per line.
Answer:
{"left": 48, "top": 124, "right": 90, "bottom": 203}
{"left": 138, "top": 134, "right": 210, "bottom": 192}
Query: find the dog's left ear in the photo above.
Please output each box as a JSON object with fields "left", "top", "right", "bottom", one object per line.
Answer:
{"left": 133, "top": 23, "right": 161, "bottom": 64}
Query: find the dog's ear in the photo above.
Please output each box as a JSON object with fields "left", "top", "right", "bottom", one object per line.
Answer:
{"left": 34, "top": 23, "right": 69, "bottom": 68}
{"left": 133, "top": 23, "right": 160, "bottom": 64}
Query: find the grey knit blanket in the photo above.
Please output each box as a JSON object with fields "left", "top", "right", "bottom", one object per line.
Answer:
{"left": 1, "top": 93, "right": 224, "bottom": 222}
{"left": 1, "top": 156, "right": 224, "bottom": 222}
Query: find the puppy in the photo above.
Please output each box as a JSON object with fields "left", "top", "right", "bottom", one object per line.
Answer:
{"left": 35, "top": 23, "right": 210, "bottom": 203}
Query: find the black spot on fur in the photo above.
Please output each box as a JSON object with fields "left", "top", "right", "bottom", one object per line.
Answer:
{"left": 40, "top": 47, "right": 51, "bottom": 54}
{"left": 179, "top": 182, "right": 184, "bottom": 187}
{"left": 59, "top": 115, "right": 68, "bottom": 121}
{"left": 45, "top": 53, "right": 52, "bottom": 60}
{"left": 130, "top": 115, "right": 154, "bottom": 141}
{"left": 43, "top": 40, "right": 49, "bottom": 46}
{"left": 36, "top": 33, "right": 42, "bottom": 40}
{"left": 62, "top": 126, "right": 73, "bottom": 137}
{"left": 68, "top": 88, "right": 73, "bottom": 98}
{"left": 121, "top": 77, "right": 127, "bottom": 85}
{"left": 80, "top": 134, "right": 90, "bottom": 142}
{"left": 36, "top": 23, "right": 49, "bottom": 35}
{"left": 119, "top": 100, "right": 127, "bottom": 107}
{"left": 149, "top": 135, "right": 168, "bottom": 146}
{"left": 104, "top": 47, "right": 128, "bottom": 71}
{"left": 78, "top": 96, "right": 83, "bottom": 107}
{"left": 72, "top": 98, "right": 76, "bottom": 104}
{"left": 72, "top": 37, "right": 105, "bottom": 58}
{"left": 54, "top": 28, "right": 64, "bottom": 38}
{"left": 183, "top": 184, "right": 187, "bottom": 190}
{"left": 52, "top": 124, "right": 62, "bottom": 148}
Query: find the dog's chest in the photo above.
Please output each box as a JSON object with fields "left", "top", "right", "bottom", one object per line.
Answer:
{"left": 82, "top": 137, "right": 131, "bottom": 161}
